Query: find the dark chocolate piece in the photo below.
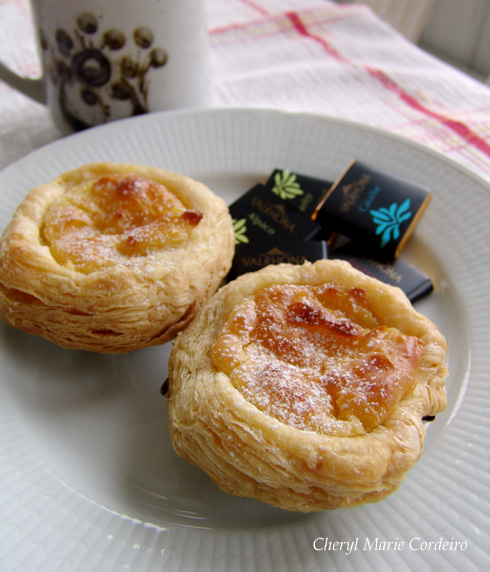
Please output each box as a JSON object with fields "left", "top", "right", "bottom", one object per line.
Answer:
{"left": 229, "top": 184, "right": 321, "bottom": 244}
{"left": 160, "top": 378, "right": 169, "bottom": 396}
{"left": 332, "top": 242, "right": 433, "bottom": 302}
{"left": 314, "top": 160, "right": 432, "bottom": 260}
{"left": 229, "top": 239, "right": 328, "bottom": 279}
{"left": 265, "top": 169, "right": 333, "bottom": 217}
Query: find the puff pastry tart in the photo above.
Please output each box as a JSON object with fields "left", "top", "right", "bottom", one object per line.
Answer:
{"left": 0, "top": 162, "right": 234, "bottom": 353}
{"left": 167, "top": 260, "right": 448, "bottom": 512}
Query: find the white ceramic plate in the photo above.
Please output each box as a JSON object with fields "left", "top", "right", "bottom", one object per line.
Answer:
{"left": 0, "top": 108, "right": 489, "bottom": 572}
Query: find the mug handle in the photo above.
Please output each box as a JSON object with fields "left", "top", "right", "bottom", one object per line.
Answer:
{"left": 0, "top": 60, "right": 45, "bottom": 104}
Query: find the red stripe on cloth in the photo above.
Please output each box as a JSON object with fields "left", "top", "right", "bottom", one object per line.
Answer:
{"left": 286, "top": 11, "right": 490, "bottom": 159}
{"left": 286, "top": 11, "right": 347, "bottom": 61}
{"left": 368, "top": 68, "right": 490, "bottom": 157}
{"left": 237, "top": 0, "right": 270, "bottom": 17}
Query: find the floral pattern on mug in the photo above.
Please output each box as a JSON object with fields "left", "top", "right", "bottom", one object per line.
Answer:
{"left": 42, "top": 12, "right": 168, "bottom": 130}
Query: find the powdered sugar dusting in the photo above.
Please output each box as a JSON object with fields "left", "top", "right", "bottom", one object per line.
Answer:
{"left": 212, "top": 283, "right": 423, "bottom": 435}
{"left": 40, "top": 173, "right": 201, "bottom": 273}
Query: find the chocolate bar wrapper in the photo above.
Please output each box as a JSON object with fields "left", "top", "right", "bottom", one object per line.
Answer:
{"left": 332, "top": 243, "right": 433, "bottom": 302}
{"left": 265, "top": 169, "right": 333, "bottom": 217}
{"left": 314, "top": 160, "right": 432, "bottom": 260}
{"left": 230, "top": 184, "right": 321, "bottom": 244}
{"left": 229, "top": 239, "right": 328, "bottom": 280}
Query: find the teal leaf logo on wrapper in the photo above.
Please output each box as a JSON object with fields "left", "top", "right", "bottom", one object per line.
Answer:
{"left": 272, "top": 170, "right": 304, "bottom": 200}
{"left": 370, "top": 199, "right": 412, "bottom": 248}
{"left": 233, "top": 218, "right": 249, "bottom": 244}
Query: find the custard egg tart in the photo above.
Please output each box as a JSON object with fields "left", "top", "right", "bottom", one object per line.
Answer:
{"left": 166, "top": 259, "right": 448, "bottom": 512}
{"left": 0, "top": 162, "right": 234, "bottom": 353}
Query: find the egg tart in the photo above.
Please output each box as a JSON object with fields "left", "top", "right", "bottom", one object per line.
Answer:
{"left": 166, "top": 260, "right": 448, "bottom": 512}
{"left": 0, "top": 162, "right": 234, "bottom": 353}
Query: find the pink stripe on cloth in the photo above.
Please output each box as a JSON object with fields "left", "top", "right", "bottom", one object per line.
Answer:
{"left": 368, "top": 68, "right": 490, "bottom": 158}
{"left": 286, "top": 11, "right": 490, "bottom": 160}
{"left": 286, "top": 10, "right": 343, "bottom": 60}
{"left": 237, "top": 0, "right": 270, "bottom": 17}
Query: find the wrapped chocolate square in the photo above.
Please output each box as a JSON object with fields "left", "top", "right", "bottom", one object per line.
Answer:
{"left": 265, "top": 169, "right": 333, "bottom": 217}
{"left": 229, "top": 183, "right": 321, "bottom": 244}
{"left": 314, "top": 160, "right": 432, "bottom": 260}
{"left": 230, "top": 239, "right": 328, "bottom": 279}
{"left": 332, "top": 242, "right": 433, "bottom": 302}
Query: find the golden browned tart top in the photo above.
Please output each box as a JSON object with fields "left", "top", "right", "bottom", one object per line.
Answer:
{"left": 211, "top": 282, "right": 423, "bottom": 435}
{"left": 40, "top": 173, "right": 203, "bottom": 272}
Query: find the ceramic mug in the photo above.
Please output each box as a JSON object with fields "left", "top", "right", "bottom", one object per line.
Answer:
{"left": 0, "top": 0, "right": 211, "bottom": 132}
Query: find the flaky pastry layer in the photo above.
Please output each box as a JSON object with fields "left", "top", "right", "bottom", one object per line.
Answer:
{"left": 167, "top": 260, "right": 448, "bottom": 512}
{"left": 0, "top": 162, "right": 235, "bottom": 353}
